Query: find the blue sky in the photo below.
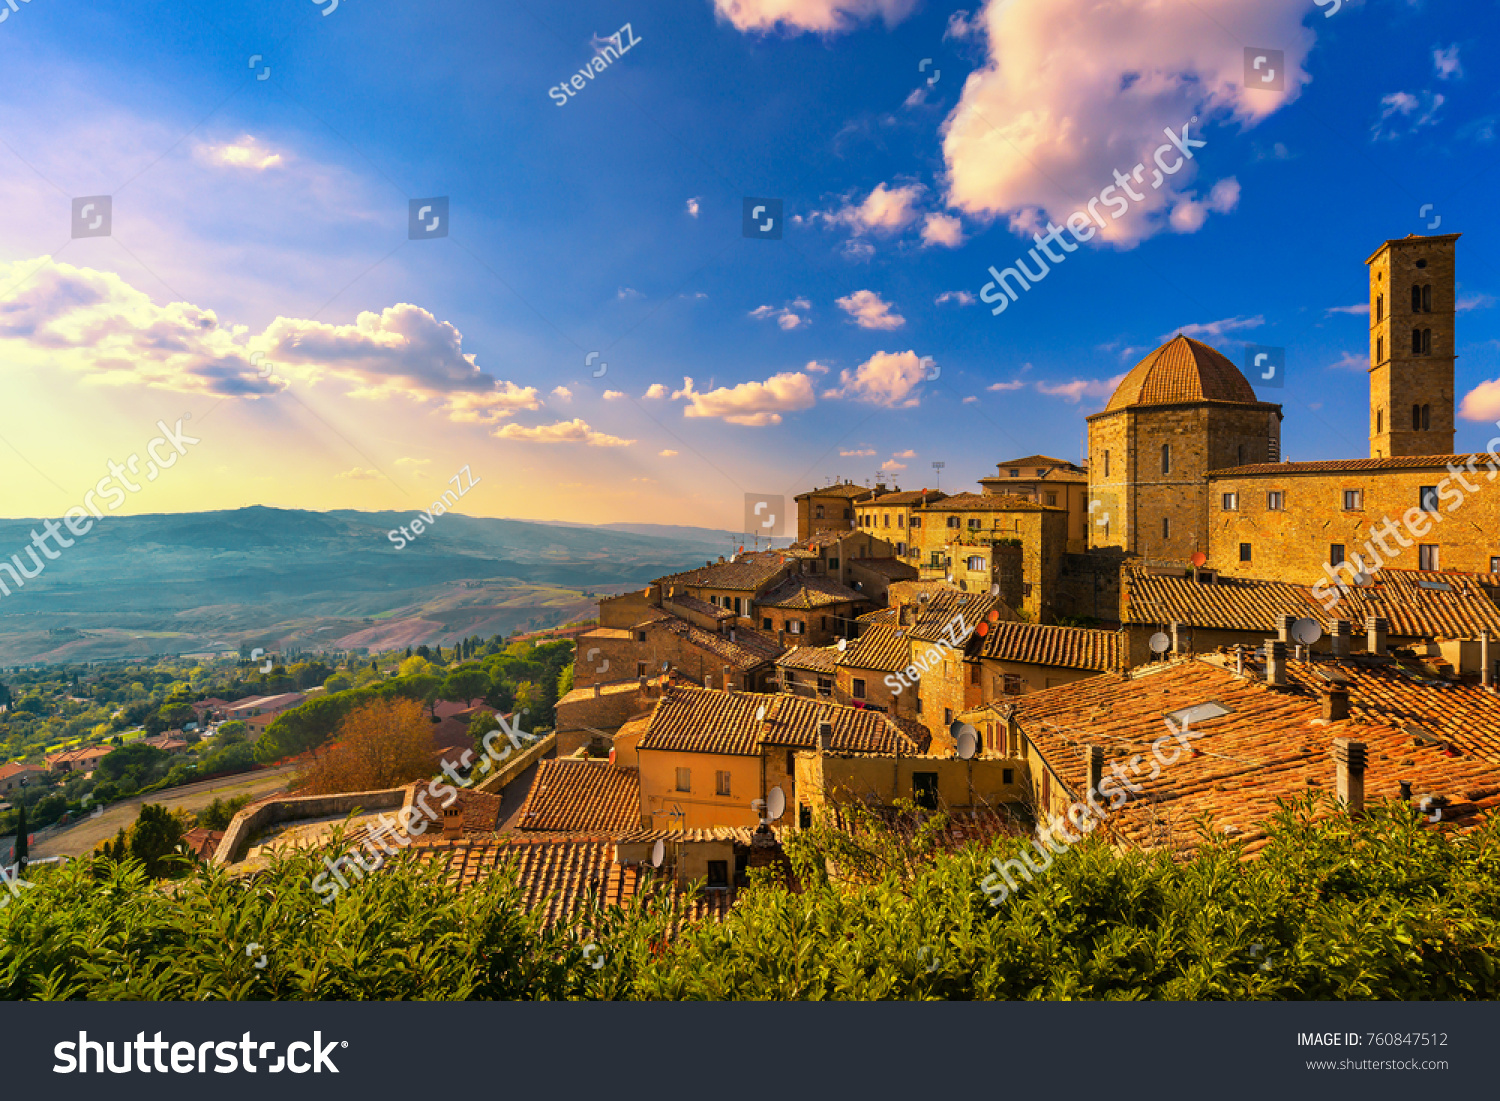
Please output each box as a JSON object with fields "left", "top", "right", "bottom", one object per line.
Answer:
{"left": 1, "top": 0, "right": 1498, "bottom": 532}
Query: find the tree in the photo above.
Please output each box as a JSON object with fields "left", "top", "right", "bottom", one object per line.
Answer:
{"left": 13, "top": 803, "right": 27, "bottom": 867}
{"left": 324, "top": 672, "right": 353, "bottom": 694}
{"left": 94, "top": 803, "right": 191, "bottom": 878}
{"left": 441, "top": 667, "right": 490, "bottom": 708}
{"left": 297, "top": 698, "right": 439, "bottom": 796}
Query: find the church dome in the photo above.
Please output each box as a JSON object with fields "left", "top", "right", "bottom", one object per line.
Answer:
{"left": 1103, "top": 334, "right": 1258, "bottom": 413}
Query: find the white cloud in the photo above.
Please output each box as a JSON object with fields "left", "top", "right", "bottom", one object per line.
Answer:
{"left": 1460, "top": 380, "right": 1500, "bottom": 421}
{"left": 824, "top": 350, "right": 928, "bottom": 407}
{"left": 836, "top": 289, "right": 905, "bottom": 330}
{"left": 643, "top": 383, "right": 670, "bottom": 399}
{"left": 1035, "top": 374, "right": 1127, "bottom": 403}
{"left": 673, "top": 371, "right": 817, "bottom": 426}
{"left": 1166, "top": 177, "right": 1240, "bottom": 233}
{"left": 944, "top": 9, "right": 975, "bottom": 39}
{"left": 551, "top": 385, "right": 573, "bottom": 400}
{"left": 1458, "top": 293, "right": 1495, "bottom": 311}
{"left": 893, "top": 449, "right": 916, "bottom": 458}
{"left": 1373, "top": 91, "right": 1444, "bottom": 140}
{"left": 603, "top": 389, "right": 626, "bottom": 400}
{"left": 920, "top": 212, "right": 965, "bottom": 247}
{"left": 963, "top": 395, "right": 979, "bottom": 403}
{"left": 803, "top": 359, "right": 831, "bottom": 374}
{"left": 1326, "top": 303, "right": 1370, "bottom": 316}
{"left": 1434, "top": 45, "right": 1462, "bottom": 80}
{"left": 336, "top": 467, "right": 380, "bottom": 481}
{"left": 195, "top": 135, "right": 285, "bottom": 171}
{"left": 710, "top": 0, "right": 918, "bottom": 36}
{"left": 618, "top": 287, "right": 643, "bottom": 300}
{"left": 395, "top": 457, "right": 431, "bottom": 467}
{"left": 881, "top": 459, "right": 907, "bottom": 471}
{"left": 493, "top": 418, "right": 635, "bottom": 446}
{"left": 840, "top": 448, "right": 876, "bottom": 456}
{"left": 987, "top": 379, "right": 1026, "bottom": 391}
{"left": 750, "top": 298, "right": 812, "bottom": 330}
{"left": 1328, "top": 351, "right": 1366, "bottom": 371}
{"left": 935, "top": 290, "right": 976, "bottom": 306}
{"left": 1159, "top": 314, "right": 1263, "bottom": 342}
{"left": 815, "top": 182, "right": 925, "bottom": 237}
{"left": 686, "top": 196, "right": 701, "bottom": 217}
{"left": 659, "top": 449, "right": 679, "bottom": 457}
{"left": 940, "top": 0, "right": 1312, "bottom": 246}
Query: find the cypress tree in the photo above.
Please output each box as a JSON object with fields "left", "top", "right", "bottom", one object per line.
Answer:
{"left": 14, "top": 803, "right": 27, "bottom": 867}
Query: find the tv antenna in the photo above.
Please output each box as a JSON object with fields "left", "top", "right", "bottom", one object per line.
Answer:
{"left": 931, "top": 461, "right": 944, "bottom": 490}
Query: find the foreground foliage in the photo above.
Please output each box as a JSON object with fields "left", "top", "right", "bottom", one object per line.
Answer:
{"left": 2, "top": 798, "right": 1496, "bottom": 1000}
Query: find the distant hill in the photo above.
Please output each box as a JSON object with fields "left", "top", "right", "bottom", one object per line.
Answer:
{"left": 0, "top": 507, "right": 747, "bottom": 664}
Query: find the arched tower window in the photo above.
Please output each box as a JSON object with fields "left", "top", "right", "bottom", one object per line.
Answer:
{"left": 1161, "top": 444, "right": 1171, "bottom": 475}
{"left": 1412, "top": 327, "right": 1422, "bottom": 354}
{"left": 1376, "top": 336, "right": 1383, "bottom": 362}
{"left": 1413, "top": 404, "right": 1422, "bottom": 431}
{"left": 1422, "top": 404, "right": 1431, "bottom": 430}
{"left": 1412, "top": 284, "right": 1423, "bottom": 312}
{"left": 1423, "top": 284, "right": 1433, "bottom": 312}
{"left": 1375, "top": 294, "right": 1383, "bottom": 321}
{"left": 1377, "top": 409, "right": 1383, "bottom": 433}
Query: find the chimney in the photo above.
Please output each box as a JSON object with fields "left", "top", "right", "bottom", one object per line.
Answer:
{"left": 1322, "top": 687, "right": 1350, "bottom": 722}
{"left": 1275, "top": 614, "right": 1293, "bottom": 644}
{"left": 1331, "top": 620, "right": 1352, "bottom": 659}
{"left": 899, "top": 604, "right": 913, "bottom": 627}
{"left": 722, "top": 665, "right": 732, "bottom": 690}
{"left": 1333, "top": 737, "right": 1366, "bottom": 814}
{"left": 1366, "top": 616, "right": 1389, "bottom": 656}
{"left": 442, "top": 801, "right": 464, "bottom": 839}
{"left": 638, "top": 674, "right": 647, "bottom": 694}
{"left": 817, "top": 719, "right": 834, "bottom": 752}
{"left": 729, "top": 627, "right": 737, "bottom": 643}
{"left": 778, "top": 628, "right": 785, "bottom": 647}
{"left": 1170, "top": 621, "right": 1184, "bottom": 655}
{"left": 1083, "top": 745, "right": 1104, "bottom": 798}
{"left": 1265, "top": 640, "right": 1287, "bottom": 687}
{"left": 1234, "top": 645, "right": 1245, "bottom": 676}
{"left": 704, "top": 675, "right": 712, "bottom": 690}
{"left": 1483, "top": 631, "right": 1492, "bottom": 688}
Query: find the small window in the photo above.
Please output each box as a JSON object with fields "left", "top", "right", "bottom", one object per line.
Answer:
{"left": 1222, "top": 492, "right": 1238, "bottom": 511}
{"left": 786, "top": 750, "right": 796, "bottom": 773}
{"left": 897, "top": 515, "right": 904, "bottom": 528}
{"left": 1490, "top": 557, "right": 1500, "bottom": 574}
{"left": 915, "top": 696, "right": 923, "bottom": 715}
{"left": 1377, "top": 408, "right": 1383, "bottom": 433}
{"left": 1343, "top": 489, "right": 1362, "bottom": 510}
{"left": 706, "top": 860, "right": 728, "bottom": 888}
{"left": 1002, "top": 673, "right": 1022, "bottom": 696}
{"left": 1330, "top": 544, "right": 1345, "bottom": 567}
{"left": 1009, "top": 469, "right": 1020, "bottom": 477}
{"left": 913, "top": 772, "right": 939, "bottom": 809}
{"left": 968, "top": 518, "right": 981, "bottom": 530}
{"left": 1036, "top": 469, "right": 1046, "bottom": 477}
{"left": 1375, "top": 293, "right": 1383, "bottom": 321}
{"left": 947, "top": 516, "right": 960, "bottom": 529}
{"left": 675, "top": 767, "right": 691, "bottom": 792}
{"left": 1162, "top": 517, "right": 1170, "bottom": 539}
{"left": 1412, "top": 284, "right": 1423, "bottom": 313}
{"left": 637, "top": 630, "right": 647, "bottom": 642}
{"left": 1237, "top": 444, "right": 1245, "bottom": 466}
{"left": 1267, "top": 491, "right": 1284, "bottom": 511}
{"left": 816, "top": 676, "right": 831, "bottom": 696}
{"left": 1002, "top": 768, "right": 1014, "bottom": 784}
{"left": 970, "top": 663, "right": 981, "bottom": 685}
{"left": 883, "top": 515, "right": 890, "bottom": 527}
{"left": 1419, "top": 545, "right": 1440, "bottom": 571}
{"left": 734, "top": 597, "right": 743, "bottom": 614}
{"left": 1046, "top": 492, "right": 1057, "bottom": 506}
{"left": 637, "top": 662, "right": 647, "bottom": 677}
{"left": 828, "top": 557, "right": 839, "bottom": 569}
{"left": 1376, "top": 336, "right": 1383, "bottom": 362}
{"left": 1161, "top": 443, "right": 1171, "bottom": 475}
{"left": 1103, "top": 451, "right": 1110, "bottom": 477}
{"left": 852, "top": 677, "right": 866, "bottom": 699}
{"left": 762, "top": 617, "right": 772, "bottom": 630}
{"left": 815, "top": 506, "right": 824, "bottom": 519}
{"left": 1423, "top": 284, "right": 1432, "bottom": 312}
{"left": 967, "top": 555, "right": 985, "bottom": 571}
{"left": 1422, "top": 404, "right": 1431, "bottom": 430}
{"left": 1412, "top": 404, "right": 1422, "bottom": 431}
{"left": 715, "top": 770, "right": 731, "bottom": 797}
{"left": 1239, "top": 543, "right": 1252, "bottom": 563}
{"left": 1420, "top": 486, "right": 1439, "bottom": 512}
{"left": 788, "top": 620, "right": 803, "bottom": 635}
{"left": 944, "top": 708, "right": 954, "bottom": 725}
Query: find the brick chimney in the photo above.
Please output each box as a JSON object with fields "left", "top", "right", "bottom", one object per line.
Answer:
{"left": 899, "top": 604, "right": 914, "bottom": 627}
{"left": 1276, "top": 614, "right": 1294, "bottom": 644}
{"left": 817, "top": 719, "right": 834, "bottom": 752}
{"left": 722, "top": 665, "right": 732, "bottom": 690}
{"left": 1333, "top": 737, "right": 1366, "bottom": 814}
{"left": 1331, "top": 620, "right": 1352, "bottom": 658}
{"left": 1322, "top": 687, "right": 1350, "bottom": 722}
{"left": 1265, "top": 639, "right": 1287, "bottom": 687}
{"left": 1366, "top": 616, "right": 1389, "bottom": 656}
{"left": 704, "top": 674, "right": 713, "bottom": 690}
{"left": 1083, "top": 745, "right": 1103, "bottom": 799}
{"left": 442, "top": 801, "right": 464, "bottom": 839}
{"left": 1170, "top": 621, "right": 1185, "bottom": 655}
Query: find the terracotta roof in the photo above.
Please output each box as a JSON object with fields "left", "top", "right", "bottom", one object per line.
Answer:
{"left": 638, "top": 685, "right": 928, "bottom": 757}
{"left": 992, "top": 454, "right": 1080, "bottom": 470}
{"left": 1121, "top": 565, "right": 1500, "bottom": 639}
{"left": 441, "top": 788, "right": 504, "bottom": 835}
{"left": 796, "top": 482, "right": 877, "bottom": 500}
{"left": 858, "top": 606, "right": 898, "bottom": 625}
{"left": 407, "top": 838, "right": 730, "bottom": 928}
{"left": 916, "top": 492, "right": 1056, "bottom": 512}
{"left": 976, "top": 621, "right": 1123, "bottom": 672}
{"left": 657, "top": 615, "right": 784, "bottom": 669}
{"left": 664, "top": 593, "right": 734, "bottom": 620}
{"left": 183, "top": 828, "right": 224, "bottom": 861}
{"left": 756, "top": 574, "right": 866, "bottom": 610}
{"left": 865, "top": 489, "right": 948, "bottom": 506}
{"left": 1209, "top": 454, "right": 1495, "bottom": 476}
{"left": 836, "top": 623, "right": 911, "bottom": 673}
{"left": 0, "top": 762, "right": 44, "bottom": 781}
{"left": 615, "top": 826, "right": 755, "bottom": 843}
{"left": 849, "top": 557, "right": 916, "bottom": 578}
{"left": 776, "top": 645, "right": 841, "bottom": 673}
{"left": 907, "top": 588, "right": 1016, "bottom": 646}
{"left": 655, "top": 553, "right": 790, "bottom": 593}
{"left": 1102, "top": 334, "right": 1261, "bottom": 413}
{"left": 45, "top": 745, "right": 112, "bottom": 765}
{"left": 516, "top": 759, "right": 641, "bottom": 832}
{"left": 996, "top": 658, "right": 1500, "bottom": 855}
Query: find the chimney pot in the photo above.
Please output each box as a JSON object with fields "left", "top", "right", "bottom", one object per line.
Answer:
{"left": 1366, "top": 616, "right": 1389, "bottom": 656}
{"left": 1083, "top": 745, "right": 1104, "bottom": 798}
{"left": 1332, "top": 620, "right": 1352, "bottom": 658}
{"left": 1398, "top": 779, "right": 1413, "bottom": 800}
{"left": 1333, "top": 737, "right": 1367, "bottom": 814}
{"left": 1265, "top": 639, "right": 1288, "bottom": 687}
{"left": 1276, "top": 614, "right": 1294, "bottom": 644}
{"left": 722, "top": 664, "right": 731, "bottom": 689}
{"left": 1170, "top": 621, "right": 1185, "bottom": 655}
{"left": 1322, "top": 687, "right": 1350, "bottom": 722}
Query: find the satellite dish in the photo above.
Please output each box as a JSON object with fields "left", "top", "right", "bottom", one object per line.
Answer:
{"left": 756, "top": 705, "right": 766, "bottom": 722}
{"left": 953, "top": 723, "right": 978, "bottom": 760}
{"left": 836, "top": 638, "right": 848, "bottom": 651}
{"left": 853, "top": 582, "right": 863, "bottom": 590}
{"left": 1190, "top": 551, "right": 1207, "bottom": 567}
{"left": 945, "top": 574, "right": 954, "bottom": 584}
{"left": 1292, "top": 618, "right": 1322, "bottom": 646}
{"left": 661, "top": 660, "right": 670, "bottom": 672}
{"left": 1353, "top": 570, "right": 1373, "bottom": 587}
{"left": 650, "top": 839, "right": 665, "bottom": 867}
{"left": 1149, "top": 631, "right": 1172, "bottom": 654}
{"left": 766, "top": 786, "right": 786, "bottom": 820}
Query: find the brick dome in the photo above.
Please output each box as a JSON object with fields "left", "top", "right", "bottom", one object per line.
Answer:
{"left": 1104, "top": 335, "right": 1258, "bottom": 412}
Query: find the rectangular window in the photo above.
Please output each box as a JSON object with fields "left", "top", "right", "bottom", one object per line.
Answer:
{"left": 1267, "top": 491, "right": 1284, "bottom": 511}
{"left": 786, "top": 750, "right": 796, "bottom": 774}
{"left": 947, "top": 516, "right": 960, "bottom": 529}
{"left": 637, "top": 662, "right": 646, "bottom": 677}
{"left": 1330, "top": 544, "right": 1345, "bottom": 567}
{"left": 636, "top": 630, "right": 647, "bottom": 642}
{"left": 896, "top": 514, "right": 904, "bottom": 528}
{"left": 1343, "top": 489, "right": 1362, "bottom": 510}
{"left": 1222, "top": 492, "right": 1238, "bottom": 510}
{"left": 913, "top": 772, "right": 939, "bottom": 810}
{"left": 915, "top": 697, "right": 923, "bottom": 715}
{"left": 792, "top": 620, "right": 805, "bottom": 634}
{"left": 883, "top": 515, "right": 890, "bottom": 527}
{"left": 1161, "top": 444, "right": 1171, "bottom": 475}
{"left": 762, "top": 617, "right": 772, "bottom": 630}
{"left": 828, "top": 557, "right": 839, "bottom": 569}
{"left": 1420, "top": 486, "right": 1440, "bottom": 512}
{"left": 1046, "top": 492, "right": 1057, "bottom": 506}
{"left": 675, "top": 767, "right": 691, "bottom": 792}
{"left": 1003, "top": 674, "right": 1022, "bottom": 696}
{"left": 706, "top": 860, "right": 728, "bottom": 888}
{"left": 1419, "top": 544, "right": 1440, "bottom": 571}
{"left": 733, "top": 597, "right": 743, "bottom": 614}
{"left": 1104, "top": 451, "right": 1110, "bottom": 477}
{"left": 1009, "top": 469, "right": 1020, "bottom": 477}
{"left": 1003, "top": 768, "right": 1014, "bottom": 784}
{"left": 1162, "top": 517, "right": 1170, "bottom": 539}
{"left": 968, "top": 518, "right": 981, "bottom": 530}
{"left": 1376, "top": 294, "right": 1383, "bottom": 322}
{"left": 1239, "top": 543, "right": 1252, "bottom": 563}
{"left": 852, "top": 677, "right": 866, "bottom": 699}
{"left": 715, "top": 770, "right": 731, "bottom": 797}
{"left": 816, "top": 676, "right": 831, "bottom": 696}
{"left": 1491, "top": 557, "right": 1500, "bottom": 574}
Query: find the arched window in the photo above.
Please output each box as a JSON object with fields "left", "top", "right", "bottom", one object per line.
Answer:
{"left": 815, "top": 506, "right": 824, "bottom": 519}
{"left": 1412, "top": 328, "right": 1423, "bottom": 354}
{"left": 1424, "top": 329, "right": 1432, "bottom": 353}
{"left": 1412, "top": 284, "right": 1423, "bottom": 312}
{"left": 1376, "top": 336, "right": 1383, "bottom": 362}
{"left": 1377, "top": 409, "right": 1383, "bottom": 433}
{"left": 1237, "top": 444, "right": 1245, "bottom": 465}
{"left": 1422, "top": 404, "right": 1431, "bottom": 430}
{"left": 1422, "top": 285, "right": 1432, "bottom": 312}
{"left": 1161, "top": 517, "right": 1170, "bottom": 540}
{"left": 1161, "top": 444, "right": 1171, "bottom": 475}
{"left": 1375, "top": 294, "right": 1383, "bottom": 321}
{"left": 1413, "top": 404, "right": 1422, "bottom": 430}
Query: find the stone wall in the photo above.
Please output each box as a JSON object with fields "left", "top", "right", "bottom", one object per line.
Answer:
{"left": 1054, "top": 549, "right": 1126, "bottom": 624}
{"left": 213, "top": 787, "right": 407, "bottom": 865}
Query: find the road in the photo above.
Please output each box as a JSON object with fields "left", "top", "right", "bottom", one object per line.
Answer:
{"left": 3, "top": 763, "right": 304, "bottom": 861}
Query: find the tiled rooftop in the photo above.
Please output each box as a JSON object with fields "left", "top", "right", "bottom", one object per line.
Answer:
{"left": 1208, "top": 453, "right": 1499, "bottom": 476}
{"left": 848, "top": 557, "right": 916, "bottom": 577}
{"left": 516, "top": 759, "right": 642, "bottom": 832}
{"left": 865, "top": 489, "right": 947, "bottom": 506}
{"left": 776, "top": 645, "right": 841, "bottom": 673}
{"left": 976, "top": 621, "right": 1123, "bottom": 672}
{"left": 796, "top": 482, "right": 877, "bottom": 500}
{"left": 1102, "top": 334, "right": 1261, "bottom": 413}
{"left": 756, "top": 574, "right": 867, "bottom": 610}
{"left": 657, "top": 615, "right": 784, "bottom": 669}
{"left": 664, "top": 592, "right": 735, "bottom": 620}
{"left": 916, "top": 492, "right": 1056, "bottom": 512}
{"left": 656, "top": 552, "right": 791, "bottom": 593}
{"left": 996, "top": 657, "right": 1500, "bottom": 855}
{"left": 836, "top": 623, "right": 911, "bottom": 673}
